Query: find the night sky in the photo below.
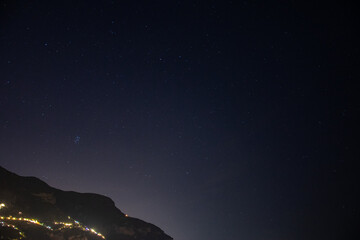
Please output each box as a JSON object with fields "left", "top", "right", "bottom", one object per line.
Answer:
{"left": 1, "top": 1, "right": 359, "bottom": 240}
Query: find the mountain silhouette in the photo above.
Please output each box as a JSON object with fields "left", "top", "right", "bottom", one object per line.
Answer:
{"left": 0, "top": 166, "right": 173, "bottom": 240}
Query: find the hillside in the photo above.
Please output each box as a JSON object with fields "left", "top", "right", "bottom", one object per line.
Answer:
{"left": 0, "top": 166, "right": 173, "bottom": 240}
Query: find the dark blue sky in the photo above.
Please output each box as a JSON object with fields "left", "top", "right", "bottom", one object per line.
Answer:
{"left": 1, "top": 1, "right": 359, "bottom": 240}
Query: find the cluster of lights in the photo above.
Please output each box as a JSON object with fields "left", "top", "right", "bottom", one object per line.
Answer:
{"left": 0, "top": 221, "right": 26, "bottom": 239}
{"left": 0, "top": 203, "right": 105, "bottom": 239}
{"left": 0, "top": 216, "right": 53, "bottom": 230}
{"left": 62, "top": 217, "right": 106, "bottom": 239}
{"left": 54, "top": 221, "right": 73, "bottom": 230}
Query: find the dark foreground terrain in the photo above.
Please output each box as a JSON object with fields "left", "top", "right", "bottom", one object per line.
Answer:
{"left": 0, "top": 166, "right": 172, "bottom": 240}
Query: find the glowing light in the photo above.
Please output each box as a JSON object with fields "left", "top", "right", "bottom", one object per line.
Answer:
{"left": 0, "top": 221, "right": 26, "bottom": 239}
{"left": 0, "top": 201, "right": 105, "bottom": 239}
